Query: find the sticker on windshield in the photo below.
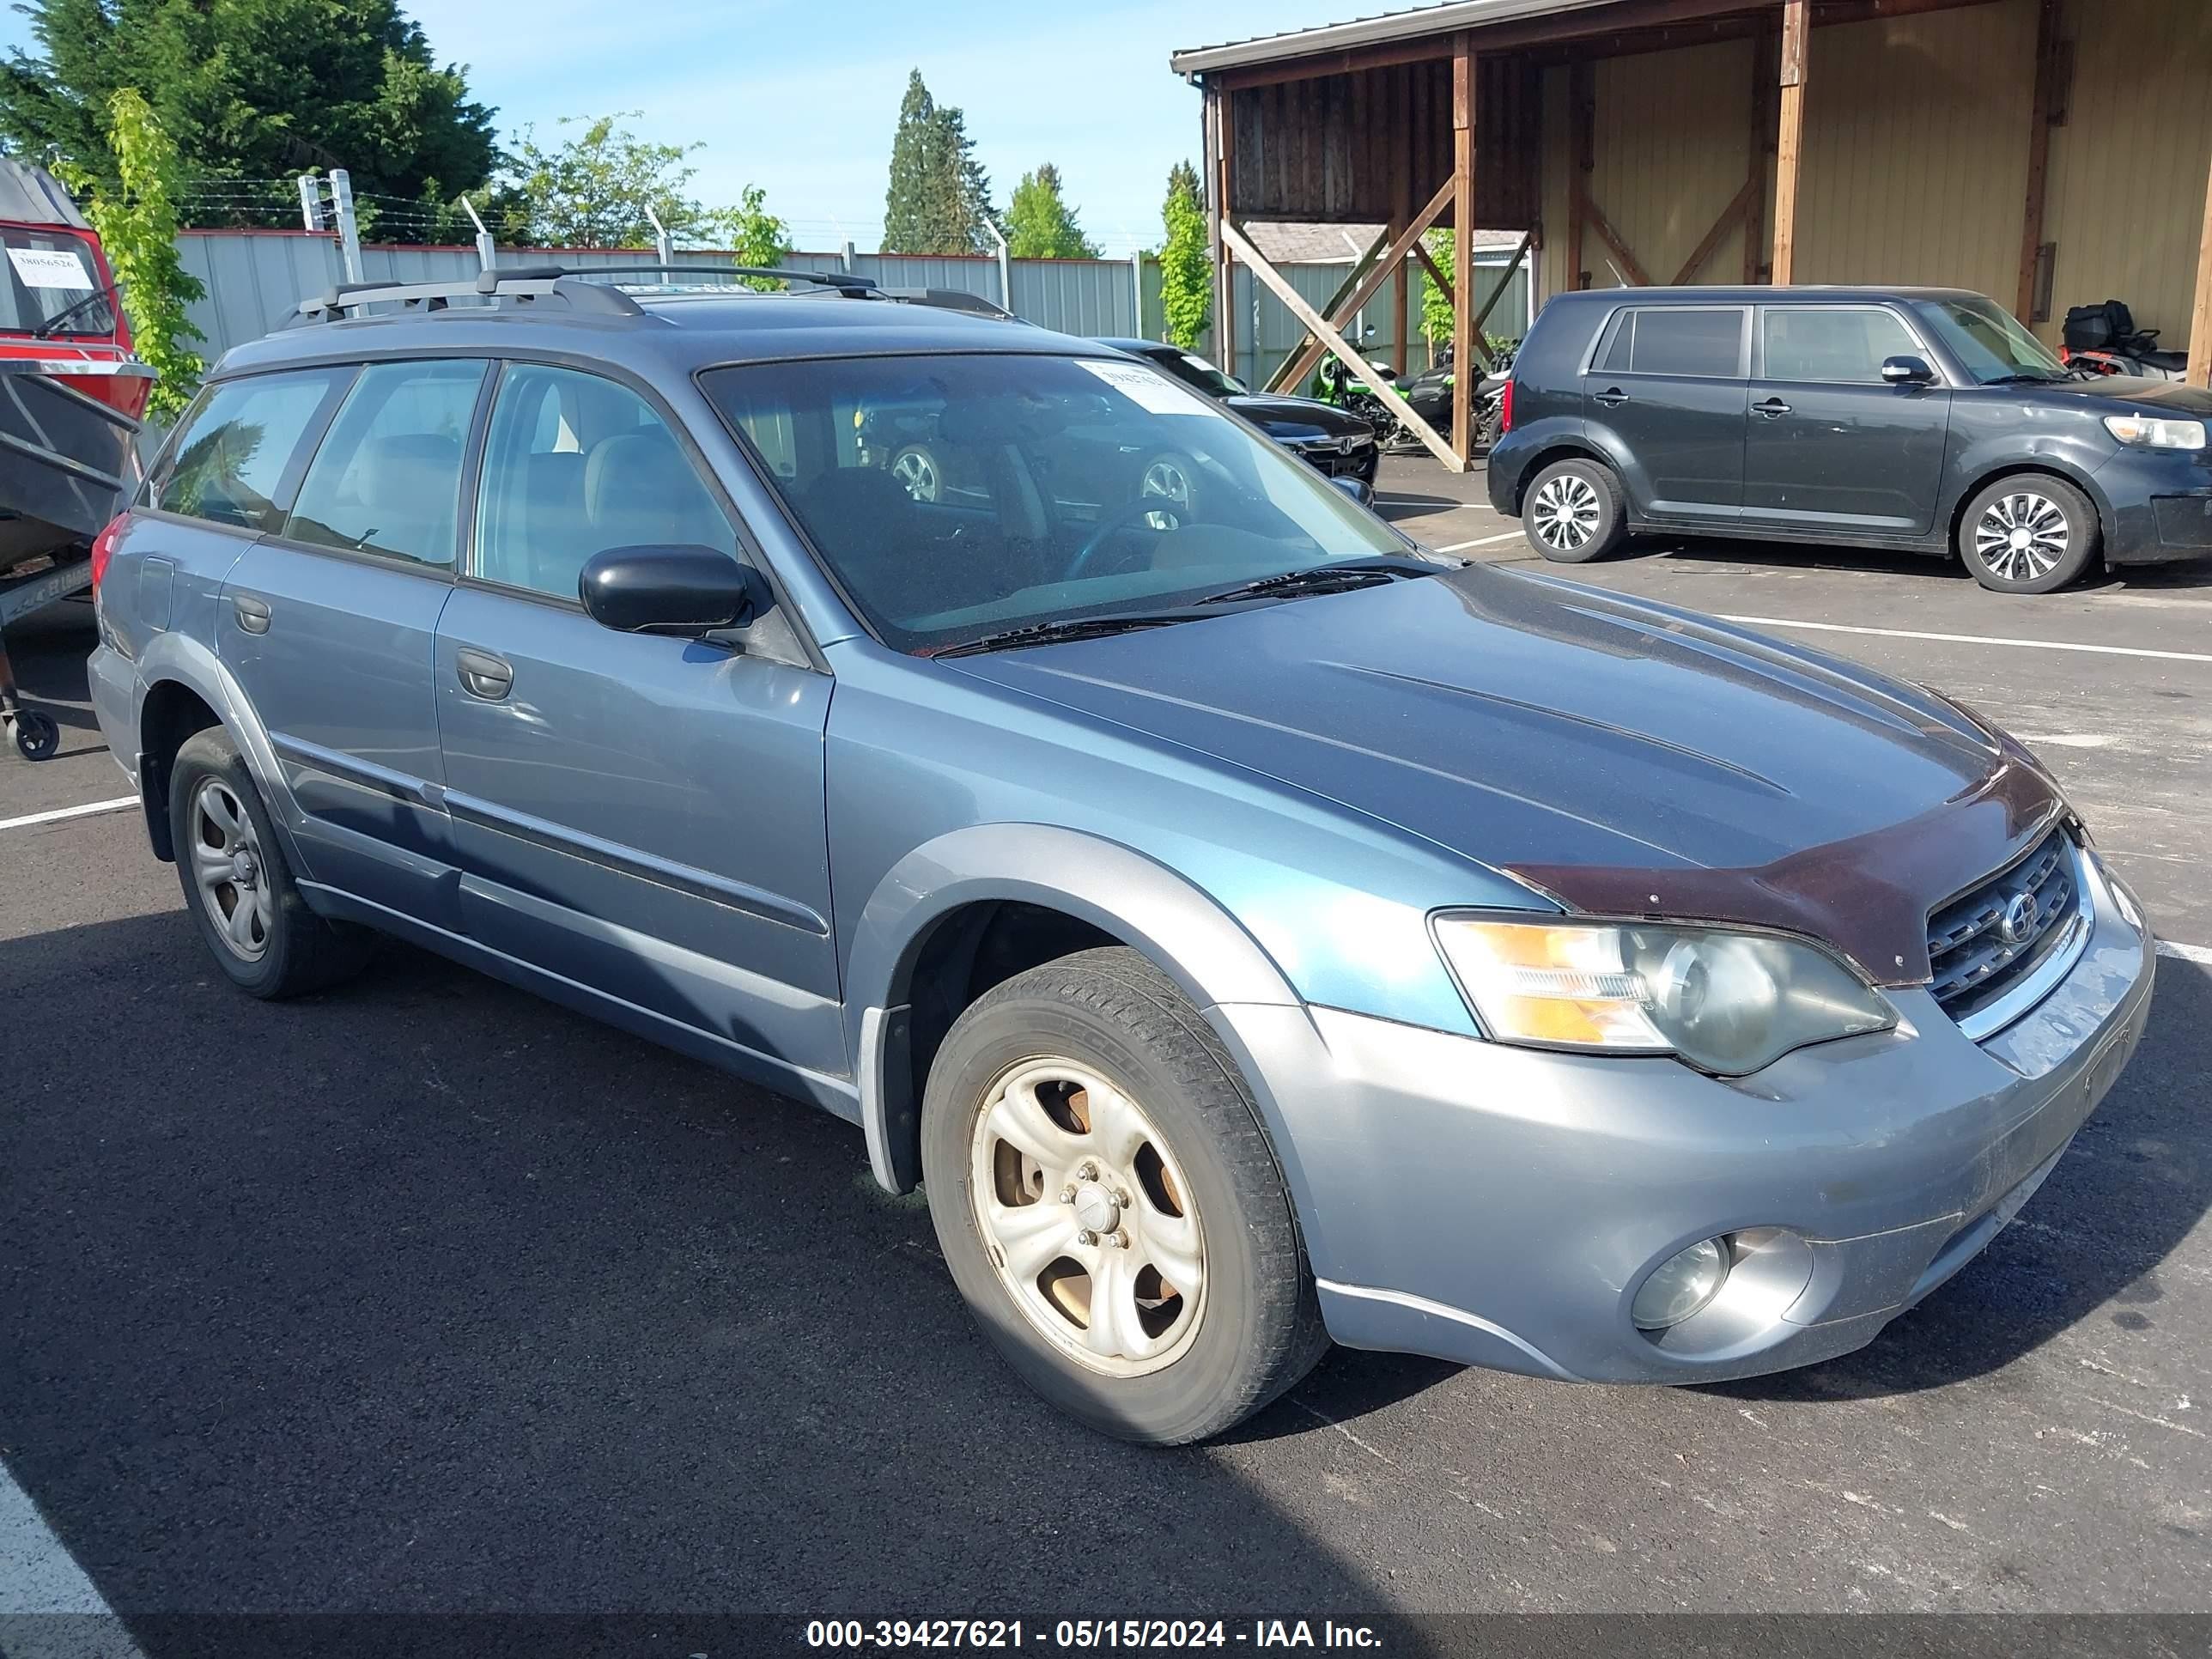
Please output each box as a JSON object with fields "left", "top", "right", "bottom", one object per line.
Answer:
{"left": 7, "top": 246, "right": 94, "bottom": 291}
{"left": 1075, "top": 356, "right": 1219, "bottom": 417}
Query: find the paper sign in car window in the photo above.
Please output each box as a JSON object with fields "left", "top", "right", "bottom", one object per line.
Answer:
{"left": 1075, "top": 356, "right": 1218, "bottom": 418}
{"left": 7, "top": 246, "right": 94, "bottom": 291}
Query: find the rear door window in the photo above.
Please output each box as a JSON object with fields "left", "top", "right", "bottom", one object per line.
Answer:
{"left": 1597, "top": 307, "right": 1748, "bottom": 378}
{"left": 283, "top": 360, "right": 488, "bottom": 568}
{"left": 150, "top": 368, "right": 352, "bottom": 533}
{"left": 1763, "top": 307, "right": 1922, "bottom": 383}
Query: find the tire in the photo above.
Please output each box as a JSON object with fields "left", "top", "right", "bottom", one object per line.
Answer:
{"left": 889, "top": 444, "right": 942, "bottom": 503}
{"left": 1957, "top": 474, "right": 2099, "bottom": 593}
{"left": 1522, "top": 457, "right": 1627, "bottom": 562}
{"left": 921, "top": 946, "right": 1326, "bottom": 1444}
{"left": 168, "top": 726, "right": 373, "bottom": 999}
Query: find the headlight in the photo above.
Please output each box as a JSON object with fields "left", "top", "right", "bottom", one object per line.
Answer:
{"left": 2103, "top": 413, "right": 2206, "bottom": 450}
{"left": 1432, "top": 915, "right": 1896, "bottom": 1076}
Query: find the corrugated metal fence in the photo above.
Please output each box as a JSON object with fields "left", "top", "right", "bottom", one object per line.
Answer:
{"left": 173, "top": 230, "right": 1529, "bottom": 392}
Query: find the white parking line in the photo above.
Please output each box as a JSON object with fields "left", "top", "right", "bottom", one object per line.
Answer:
{"left": 1434, "top": 529, "right": 1527, "bottom": 552}
{"left": 1717, "top": 614, "right": 2212, "bottom": 665}
{"left": 0, "top": 796, "right": 136, "bottom": 834}
{"left": 2159, "top": 940, "right": 2212, "bottom": 967}
{"left": 0, "top": 1459, "right": 147, "bottom": 1656}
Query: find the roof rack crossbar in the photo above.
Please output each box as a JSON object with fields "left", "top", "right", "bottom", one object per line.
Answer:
{"left": 289, "top": 268, "right": 644, "bottom": 326}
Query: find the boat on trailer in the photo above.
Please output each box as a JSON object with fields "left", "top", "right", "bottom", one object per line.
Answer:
{"left": 0, "top": 155, "right": 153, "bottom": 760}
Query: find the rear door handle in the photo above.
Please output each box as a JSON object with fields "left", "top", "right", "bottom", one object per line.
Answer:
{"left": 1593, "top": 387, "right": 1629, "bottom": 407}
{"left": 1755, "top": 398, "right": 1792, "bottom": 418}
{"left": 232, "top": 594, "right": 270, "bottom": 634}
{"left": 455, "top": 647, "right": 514, "bottom": 702}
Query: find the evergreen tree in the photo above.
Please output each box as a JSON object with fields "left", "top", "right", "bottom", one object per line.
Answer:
{"left": 1158, "top": 159, "right": 1211, "bottom": 349}
{"left": 881, "top": 69, "right": 994, "bottom": 255}
{"left": 1006, "top": 162, "right": 1097, "bottom": 259}
{"left": 0, "top": 0, "right": 498, "bottom": 238}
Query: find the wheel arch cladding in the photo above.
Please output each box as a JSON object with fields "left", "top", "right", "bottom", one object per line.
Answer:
{"left": 137, "top": 677, "right": 222, "bottom": 860}
{"left": 133, "top": 630, "right": 306, "bottom": 873}
{"left": 846, "top": 824, "right": 1307, "bottom": 1200}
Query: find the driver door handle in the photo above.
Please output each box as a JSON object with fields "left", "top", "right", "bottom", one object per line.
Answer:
{"left": 1755, "top": 397, "right": 1792, "bottom": 418}
{"left": 455, "top": 647, "right": 513, "bottom": 702}
{"left": 1593, "top": 387, "right": 1630, "bottom": 407}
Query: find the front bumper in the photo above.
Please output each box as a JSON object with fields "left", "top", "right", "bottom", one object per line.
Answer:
{"left": 2094, "top": 444, "right": 2212, "bottom": 565}
{"left": 1215, "top": 858, "right": 2154, "bottom": 1384}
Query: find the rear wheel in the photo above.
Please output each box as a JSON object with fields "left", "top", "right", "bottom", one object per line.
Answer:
{"left": 890, "top": 444, "right": 942, "bottom": 503}
{"left": 1957, "top": 475, "right": 2098, "bottom": 592}
{"left": 1522, "top": 457, "right": 1627, "bottom": 562}
{"left": 921, "top": 947, "right": 1325, "bottom": 1444}
{"left": 168, "top": 727, "right": 372, "bottom": 998}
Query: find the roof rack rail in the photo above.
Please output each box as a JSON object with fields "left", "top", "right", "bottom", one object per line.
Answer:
{"left": 566, "top": 263, "right": 879, "bottom": 292}
{"left": 288, "top": 266, "right": 644, "bottom": 326}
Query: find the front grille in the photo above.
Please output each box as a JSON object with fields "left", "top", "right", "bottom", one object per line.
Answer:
{"left": 1926, "top": 829, "right": 2081, "bottom": 1022}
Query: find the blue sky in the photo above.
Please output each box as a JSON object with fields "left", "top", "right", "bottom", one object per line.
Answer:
{"left": 2, "top": 0, "right": 1382, "bottom": 254}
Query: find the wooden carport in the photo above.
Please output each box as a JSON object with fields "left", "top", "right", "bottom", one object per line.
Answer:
{"left": 1173, "top": 0, "right": 2212, "bottom": 471}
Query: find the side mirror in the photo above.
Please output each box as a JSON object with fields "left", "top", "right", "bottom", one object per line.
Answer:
{"left": 1881, "top": 355, "right": 1936, "bottom": 386}
{"left": 579, "top": 544, "right": 764, "bottom": 635}
{"left": 1328, "top": 473, "right": 1376, "bottom": 508}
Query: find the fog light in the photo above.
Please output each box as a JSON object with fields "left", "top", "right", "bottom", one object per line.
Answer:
{"left": 1632, "top": 1237, "right": 1730, "bottom": 1329}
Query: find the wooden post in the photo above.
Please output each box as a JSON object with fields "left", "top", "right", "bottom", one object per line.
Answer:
{"left": 2015, "top": 0, "right": 2059, "bottom": 321}
{"left": 1451, "top": 33, "right": 1475, "bottom": 468}
{"left": 2190, "top": 149, "right": 2212, "bottom": 388}
{"left": 1226, "top": 221, "right": 1462, "bottom": 470}
{"left": 1210, "top": 83, "right": 1237, "bottom": 377}
{"left": 1745, "top": 30, "right": 1773, "bottom": 283}
{"left": 1771, "top": 0, "right": 1808, "bottom": 287}
{"left": 1568, "top": 60, "right": 1593, "bottom": 291}
{"left": 1391, "top": 118, "right": 1413, "bottom": 377}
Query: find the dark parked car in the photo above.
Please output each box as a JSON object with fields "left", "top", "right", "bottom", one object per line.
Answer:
{"left": 87, "top": 268, "right": 2153, "bottom": 1444}
{"left": 1486, "top": 285, "right": 2212, "bottom": 592}
{"left": 1097, "top": 337, "right": 1380, "bottom": 488}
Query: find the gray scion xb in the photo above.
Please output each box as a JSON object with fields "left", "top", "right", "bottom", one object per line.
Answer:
{"left": 85, "top": 266, "right": 2155, "bottom": 1444}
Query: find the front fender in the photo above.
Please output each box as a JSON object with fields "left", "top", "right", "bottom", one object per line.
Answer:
{"left": 846, "top": 823, "right": 1314, "bottom": 1204}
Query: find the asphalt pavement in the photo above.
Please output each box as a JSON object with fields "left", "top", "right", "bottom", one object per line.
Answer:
{"left": 2, "top": 476, "right": 2209, "bottom": 1654}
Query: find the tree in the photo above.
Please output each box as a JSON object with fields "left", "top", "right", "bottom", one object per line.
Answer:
{"left": 1158, "top": 159, "right": 1210, "bottom": 350}
{"left": 1005, "top": 163, "right": 1097, "bottom": 259}
{"left": 0, "top": 0, "right": 497, "bottom": 240}
{"left": 1419, "top": 227, "right": 1455, "bottom": 349}
{"left": 710, "top": 184, "right": 792, "bottom": 292}
{"left": 502, "top": 112, "right": 710, "bottom": 249}
{"left": 61, "top": 90, "right": 204, "bottom": 421}
{"left": 881, "top": 70, "right": 994, "bottom": 255}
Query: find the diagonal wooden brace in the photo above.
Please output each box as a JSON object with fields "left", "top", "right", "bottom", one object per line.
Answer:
{"left": 1269, "top": 179, "right": 1459, "bottom": 394}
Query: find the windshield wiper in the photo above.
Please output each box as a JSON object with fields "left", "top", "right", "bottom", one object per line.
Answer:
{"left": 1194, "top": 554, "right": 1448, "bottom": 607}
{"left": 30, "top": 286, "right": 115, "bottom": 340}
{"left": 1981, "top": 371, "right": 2069, "bottom": 386}
{"left": 927, "top": 610, "right": 1209, "bottom": 659}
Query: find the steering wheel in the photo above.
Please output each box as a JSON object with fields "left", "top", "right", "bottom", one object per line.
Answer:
{"left": 1066, "top": 494, "right": 1182, "bottom": 579}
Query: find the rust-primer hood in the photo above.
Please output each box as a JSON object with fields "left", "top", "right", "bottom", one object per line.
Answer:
{"left": 1504, "top": 729, "right": 2068, "bottom": 986}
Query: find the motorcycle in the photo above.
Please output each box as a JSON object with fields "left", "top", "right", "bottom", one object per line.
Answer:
{"left": 1385, "top": 340, "right": 1518, "bottom": 453}
{"left": 2060, "top": 299, "right": 2187, "bottom": 381}
{"left": 1311, "top": 326, "right": 1402, "bottom": 439}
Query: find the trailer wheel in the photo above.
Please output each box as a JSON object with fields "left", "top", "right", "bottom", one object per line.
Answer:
{"left": 9, "top": 711, "right": 59, "bottom": 762}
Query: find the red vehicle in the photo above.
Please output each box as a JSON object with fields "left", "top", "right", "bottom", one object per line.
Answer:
{"left": 1, "top": 155, "right": 155, "bottom": 759}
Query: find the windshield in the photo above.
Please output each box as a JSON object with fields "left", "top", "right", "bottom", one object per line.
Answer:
{"left": 0, "top": 228, "right": 115, "bottom": 337}
{"left": 1908, "top": 295, "right": 2066, "bottom": 384}
{"left": 700, "top": 351, "right": 1415, "bottom": 653}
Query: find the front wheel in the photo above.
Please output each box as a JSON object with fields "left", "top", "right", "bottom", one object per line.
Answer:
{"left": 1521, "top": 457, "right": 1627, "bottom": 562}
{"left": 921, "top": 947, "right": 1325, "bottom": 1444}
{"left": 1957, "top": 475, "right": 2098, "bottom": 592}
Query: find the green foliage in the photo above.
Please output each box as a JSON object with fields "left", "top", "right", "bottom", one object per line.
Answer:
{"left": 502, "top": 112, "right": 712, "bottom": 249}
{"left": 0, "top": 0, "right": 497, "bottom": 240}
{"left": 62, "top": 89, "right": 204, "bottom": 421}
{"left": 1419, "top": 227, "right": 1455, "bottom": 347}
{"left": 881, "top": 70, "right": 994, "bottom": 255}
{"left": 1005, "top": 163, "right": 1097, "bottom": 259}
{"left": 709, "top": 184, "right": 792, "bottom": 292}
{"left": 1158, "top": 159, "right": 1210, "bottom": 350}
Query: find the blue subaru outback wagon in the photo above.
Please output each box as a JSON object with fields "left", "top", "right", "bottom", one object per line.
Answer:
{"left": 86, "top": 266, "right": 2154, "bottom": 1443}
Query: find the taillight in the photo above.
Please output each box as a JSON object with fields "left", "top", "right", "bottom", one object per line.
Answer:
{"left": 1499, "top": 379, "right": 1516, "bottom": 434}
{"left": 88, "top": 511, "right": 128, "bottom": 593}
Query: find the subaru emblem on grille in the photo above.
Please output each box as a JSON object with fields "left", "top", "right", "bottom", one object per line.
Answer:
{"left": 1998, "top": 891, "right": 2039, "bottom": 946}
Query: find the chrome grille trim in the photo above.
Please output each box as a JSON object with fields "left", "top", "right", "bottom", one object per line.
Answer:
{"left": 1929, "top": 830, "right": 2090, "bottom": 1040}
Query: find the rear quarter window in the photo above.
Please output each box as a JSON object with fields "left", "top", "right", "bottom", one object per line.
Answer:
{"left": 150, "top": 368, "right": 352, "bottom": 533}
{"left": 1595, "top": 307, "right": 1748, "bottom": 379}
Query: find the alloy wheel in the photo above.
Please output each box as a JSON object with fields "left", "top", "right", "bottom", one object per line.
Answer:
{"left": 969, "top": 1057, "right": 1206, "bottom": 1377}
{"left": 190, "top": 778, "right": 273, "bottom": 963}
{"left": 890, "top": 447, "right": 941, "bottom": 503}
{"left": 1973, "top": 491, "right": 2069, "bottom": 582}
{"left": 1531, "top": 473, "right": 1601, "bottom": 552}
